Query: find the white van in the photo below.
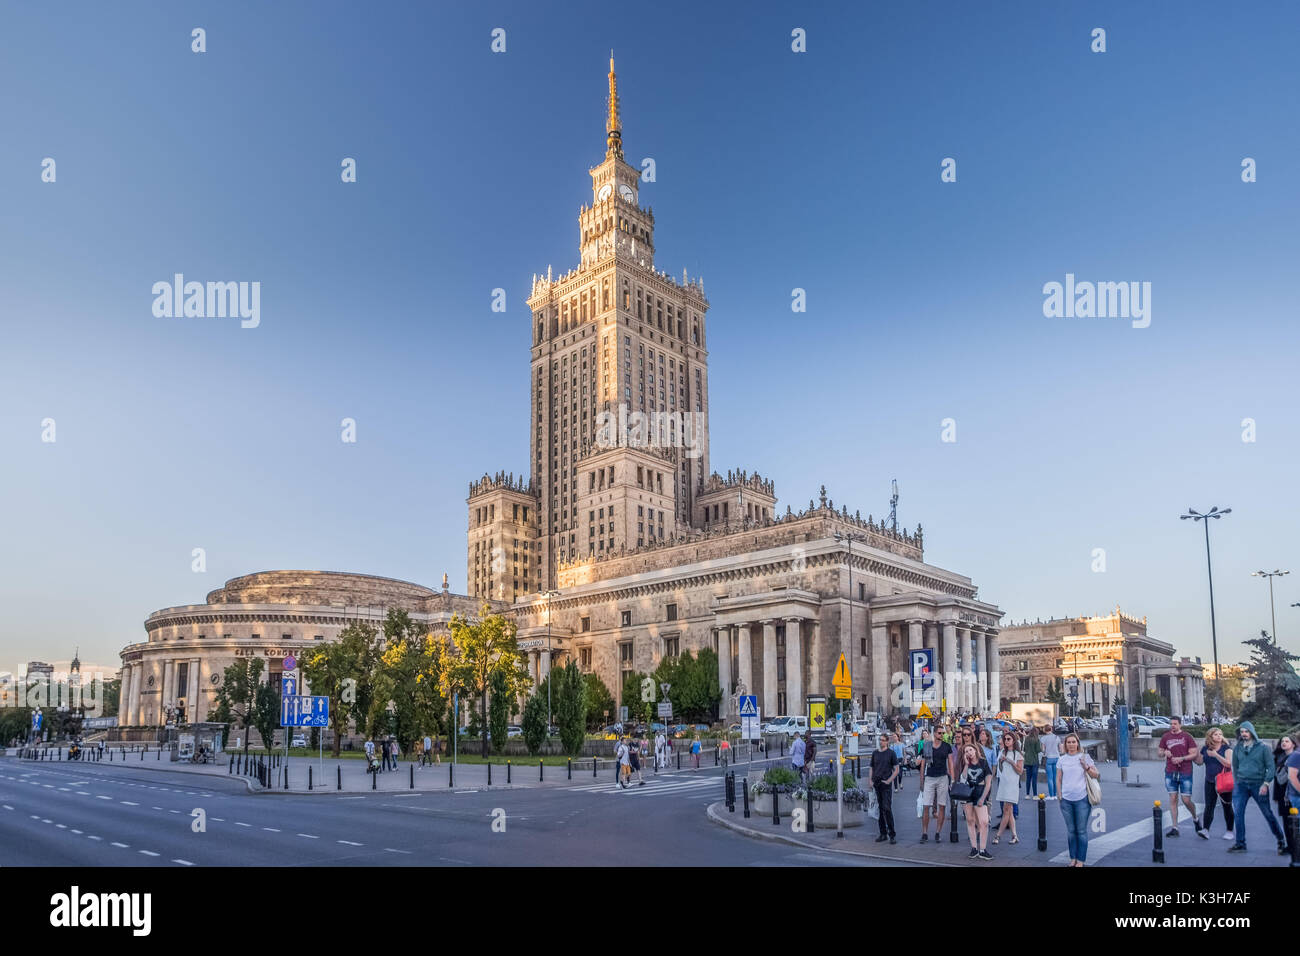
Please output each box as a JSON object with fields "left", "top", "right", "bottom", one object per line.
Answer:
{"left": 763, "top": 715, "right": 808, "bottom": 737}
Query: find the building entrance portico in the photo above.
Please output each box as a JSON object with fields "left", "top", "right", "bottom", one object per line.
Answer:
{"left": 712, "top": 588, "right": 821, "bottom": 720}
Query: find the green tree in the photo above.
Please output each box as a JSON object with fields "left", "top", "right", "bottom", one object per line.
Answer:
{"left": 369, "top": 609, "right": 446, "bottom": 757}
{"left": 212, "top": 658, "right": 265, "bottom": 752}
{"left": 555, "top": 661, "right": 587, "bottom": 755}
{"left": 652, "top": 649, "right": 721, "bottom": 723}
{"left": 303, "top": 621, "right": 375, "bottom": 757}
{"left": 521, "top": 692, "right": 547, "bottom": 755}
{"left": 1239, "top": 630, "right": 1300, "bottom": 723}
{"left": 442, "top": 608, "right": 532, "bottom": 757}
{"left": 251, "top": 679, "right": 279, "bottom": 751}
{"left": 582, "top": 674, "right": 615, "bottom": 731}
{"left": 1044, "top": 678, "right": 1065, "bottom": 706}
{"left": 489, "top": 669, "right": 510, "bottom": 754}
{"left": 621, "top": 671, "right": 649, "bottom": 719}
{"left": 1140, "top": 689, "right": 1167, "bottom": 714}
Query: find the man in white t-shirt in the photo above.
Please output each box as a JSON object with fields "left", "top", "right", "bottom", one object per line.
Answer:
{"left": 1040, "top": 729, "right": 1061, "bottom": 800}
{"left": 422, "top": 734, "right": 433, "bottom": 767}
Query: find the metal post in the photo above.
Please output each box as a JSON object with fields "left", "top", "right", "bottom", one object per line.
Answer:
{"left": 949, "top": 799, "right": 959, "bottom": 842}
{"left": 1289, "top": 809, "right": 1299, "bottom": 868}
{"left": 309, "top": 765, "right": 313, "bottom": 790}
{"left": 284, "top": 766, "right": 289, "bottom": 790}
{"left": 772, "top": 784, "right": 780, "bottom": 825}
{"left": 410, "top": 763, "right": 415, "bottom": 789}
{"left": 743, "top": 776, "right": 750, "bottom": 818}
{"left": 508, "top": 759, "right": 512, "bottom": 784}
{"left": 448, "top": 763, "right": 453, "bottom": 788}
{"left": 567, "top": 757, "right": 572, "bottom": 780}
{"left": 337, "top": 765, "right": 342, "bottom": 790}
{"left": 677, "top": 751, "right": 681, "bottom": 770}
{"left": 807, "top": 782, "right": 815, "bottom": 833}
{"left": 539, "top": 758, "right": 544, "bottom": 781}
{"left": 372, "top": 765, "right": 377, "bottom": 790}
{"left": 1037, "top": 794, "right": 1047, "bottom": 851}
{"left": 1152, "top": 801, "right": 1165, "bottom": 863}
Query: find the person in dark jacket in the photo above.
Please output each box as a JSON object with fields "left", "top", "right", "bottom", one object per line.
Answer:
{"left": 1228, "top": 720, "right": 1286, "bottom": 855}
{"left": 1273, "top": 734, "right": 1298, "bottom": 854}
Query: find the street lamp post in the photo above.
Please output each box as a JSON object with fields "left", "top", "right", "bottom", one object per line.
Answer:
{"left": 833, "top": 531, "right": 864, "bottom": 719}
{"left": 1250, "top": 570, "right": 1290, "bottom": 644}
{"left": 1180, "top": 506, "right": 1230, "bottom": 717}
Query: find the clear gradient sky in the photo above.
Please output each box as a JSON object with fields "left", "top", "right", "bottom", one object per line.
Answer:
{"left": 2, "top": 1, "right": 1297, "bottom": 678}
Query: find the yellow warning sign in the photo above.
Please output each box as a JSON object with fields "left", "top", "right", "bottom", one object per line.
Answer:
{"left": 831, "top": 653, "right": 851, "bottom": 688}
{"left": 834, "top": 686, "right": 851, "bottom": 699}
{"left": 917, "top": 702, "right": 934, "bottom": 719}
{"left": 809, "top": 700, "right": 826, "bottom": 730}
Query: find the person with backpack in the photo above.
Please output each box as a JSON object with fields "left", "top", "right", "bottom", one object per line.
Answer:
{"left": 1227, "top": 721, "right": 1287, "bottom": 855}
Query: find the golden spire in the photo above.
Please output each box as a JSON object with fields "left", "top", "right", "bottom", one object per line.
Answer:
{"left": 606, "top": 51, "right": 623, "bottom": 159}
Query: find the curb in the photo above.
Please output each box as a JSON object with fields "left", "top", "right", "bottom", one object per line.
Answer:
{"left": 705, "top": 802, "right": 957, "bottom": 866}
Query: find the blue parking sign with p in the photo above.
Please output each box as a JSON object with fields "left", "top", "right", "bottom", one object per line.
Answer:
{"left": 910, "top": 648, "right": 936, "bottom": 700}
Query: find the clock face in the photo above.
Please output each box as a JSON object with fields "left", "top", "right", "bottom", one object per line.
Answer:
{"left": 618, "top": 183, "right": 635, "bottom": 202}
{"left": 597, "top": 183, "right": 612, "bottom": 201}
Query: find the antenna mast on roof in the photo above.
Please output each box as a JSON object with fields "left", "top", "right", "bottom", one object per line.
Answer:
{"left": 887, "top": 479, "right": 899, "bottom": 533}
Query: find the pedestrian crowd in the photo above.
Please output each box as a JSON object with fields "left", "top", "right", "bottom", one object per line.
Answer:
{"left": 781, "top": 714, "right": 1300, "bottom": 866}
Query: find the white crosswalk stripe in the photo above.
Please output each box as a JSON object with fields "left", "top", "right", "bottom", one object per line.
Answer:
{"left": 567, "top": 776, "right": 725, "bottom": 798}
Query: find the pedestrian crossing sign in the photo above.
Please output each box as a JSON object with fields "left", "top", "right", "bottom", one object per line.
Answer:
{"left": 738, "top": 696, "right": 758, "bottom": 717}
{"left": 917, "top": 702, "right": 934, "bottom": 719}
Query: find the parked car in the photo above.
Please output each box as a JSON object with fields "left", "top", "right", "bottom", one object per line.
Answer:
{"left": 291, "top": 734, "right": 307, "bottom": 748}
{"left": 507, "top": 725, "right": 523, "bottom": 738}
{"left": 1131, "top": 715, "right": 1162, "bottom": 736}
{"left": 763, "top": 715, "right": 808, "bottom": 738}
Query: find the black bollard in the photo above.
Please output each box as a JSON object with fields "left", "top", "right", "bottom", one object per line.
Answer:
{"left": 1037, "top": 794, "right": 1047, "bottom": 851}
{"left": 156, "top": 748, "right": 160, "bottom": 761}
{"left": 487, "top": 762, "right": 492, "bottom": 786}
{"left": 372, "top": 765, "right": 377, "bottom": 790}
{"left": 449, "top": 763, "right": 453, "bottom": 788}
{"left": 309, "top": 765, "right": 313, "bottom": 790}
{"left": 337, "top": 765, "right": 342, "bottom": 791}
{"left": 950, "top": 799, "right": 959, "bottom": 842}
{"left": 508, "top": 760, "right": 512, "bottom": 784}
{"left": 141, "top": 749, "right": 144, "bottom": 761}
{"left": 772, "top": 785, "right": 780, "bottom": 826}
{"left": 715, "top": 747, "right": 719, "bottom": 766}
{"left": 1152, "top": 801, "right": 1165, "bottom": 863}
{"left": 229, "top": 754, "right": 234, "bottom": 774}
{"left": 539, "top": 759, "right": 544, "bottom": 781}
{"left": 807, "top": 782, "right": 815, "bottom": 833}
{"left": 284, "top": 766, "right": 288, "bottom": 790}
{"left": 677, "top": 752, "right": 681, "bottom": 770}
{"left": 110, "top": 749, "right": 113, "bottom": 761}
{"left": 410, "top": 764, "right": 414, "bottom": 789}
{"left": 593, "top": 757, "right": 596, "bottom": 778}
{"left": 568, "top": 758, "right": 572, "bottom": 780}
{"left": 743, "top": 777, "right": 751, "bottom": 818}
{"left": 1289, "top": 809, "right": 1299, "bottom": 868}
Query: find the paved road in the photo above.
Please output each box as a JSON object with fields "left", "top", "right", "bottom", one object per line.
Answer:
{"left": 0, "top": 755, "right": 895, "bottom": 867}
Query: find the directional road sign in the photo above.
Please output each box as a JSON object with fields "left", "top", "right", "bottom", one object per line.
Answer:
{"left": 281, "top": 695, "right": 329, "bottom": 727}
{"left": 281, "top": 675, "right": 296, "bottom": 697}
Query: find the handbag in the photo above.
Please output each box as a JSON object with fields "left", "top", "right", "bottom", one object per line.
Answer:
{"left": 1085, "top": 773, "right": 1102, "bottom": 806}
{"left": 950, "top": 781, "right": 974, "bottom": 802}
{"left": 1215, "top": 768, "right": 1234, "bottom": 794}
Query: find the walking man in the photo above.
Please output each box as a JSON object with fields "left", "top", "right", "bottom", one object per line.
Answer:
{"left": 871, "top": 731, "right": 899, "bottom": 843}
{"left": 1157, "top": 716, "right": 1206, "bottom": 838}
{"left": 422, "top": 733, "right": 433, "bottom": 768}
{"left": 919, "top": 724, "right": 953, "bottom": 843}
{"left": 790, "top": 731, "right": 806, "bottom": 782}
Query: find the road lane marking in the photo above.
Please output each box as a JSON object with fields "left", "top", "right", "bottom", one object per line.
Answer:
{"left": 42, "top": 819, "right": 52, "bottom": 824}
{"left": 76, "top": 791, "right": 90, "bottom": 795}
{"left": 211, "top": 817, "right": 224, "bottom": 822}
{"left": 152, "top": 806, "right": 164, "bottom": 810}
{"left": 87, "top": 835, "right": 102, "bottom": 841}
{"left": 297, "top": 833, "right": 318, "bottom": 839}
{"left": 121, "top": 801, "right": 138, "bottom": 806}
{"left": 235, "top": 822, "right": 251, "bottom": 827}
{"left": 71, "top": 829, "right": 82, "bottom": 834}
{"left": 96, "top": 795, "right": 112, "bottom": 800}
{"left": 2, "top": 805, "right": 11, "bottom": 810}
{"left": 337, "top": 840, "right": 364, "bottom": 846}
{"left": 139, "top": 850, "right": 160, "bottom": 857}
{"left": 168, "top": 809, "right": 181, "bottom": 814}
{"left": 263, "top": 827, "right": 280, "bottom": 832}
{"left": 111, "top": 842, "right": 129, "bottom": 848}
{"left": 56, "top": 824, "right": 66, "bottom": 829}
{"left": 173, "top": 859, "right": 194, "bottom": 866}
{"left": 384, "top": 848, "right": 412, "bottom": 854}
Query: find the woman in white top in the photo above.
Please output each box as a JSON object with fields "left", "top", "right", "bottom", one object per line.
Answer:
{"left": 1055, "top": 733, "right": 1101, "bottom": 867}
{"left": 993, "top": 732, "right": 1024, "bottom": 844}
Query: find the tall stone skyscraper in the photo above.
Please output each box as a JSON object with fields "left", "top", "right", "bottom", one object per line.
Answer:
{"left": 469, "top": 56, "right": 714, "bottom": 599}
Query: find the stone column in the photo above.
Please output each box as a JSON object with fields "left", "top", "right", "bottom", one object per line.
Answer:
{"left": 871, "top": 624, "right": 889, "bottom": 713}
{"left": 737, "top": 624, "right": 752, "bottom": 704}
{"left": 191, "top": 657, "right": 203, "bottom": 721}
{"left": 807, "top": 619, "right": 821, "bottom": 697}
{"left": 762, "top": 620, "right": 778, "bottom": 718}
{"left": 785, "top": 618, "right": 803, "bottom": 718}
{"left": 528, "top": 651, "right": 538, "bottom": 693}
{"left": 987, "top": 632, "right": 1000, "bottom": 713}
{"left": 942, "top": 623, "right": 958, "bottom": 713}
{"left": 717, "top": 628, "right": 732, "bottom": 714}
{"left": 1170, "top": 674, "right": 1183, "bottom": 717}
{"left": 975, "top": 629, "right": 989, "bottom": 714}
{"left": 540, "top": 646, "right": 552, "bottom": 686}
{"left": 958, "top": 628, "right": 972, "bottom": 711}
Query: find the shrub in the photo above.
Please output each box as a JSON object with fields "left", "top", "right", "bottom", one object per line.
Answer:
{"left": 763, "top": 766, "right": 799, "bottom": 787}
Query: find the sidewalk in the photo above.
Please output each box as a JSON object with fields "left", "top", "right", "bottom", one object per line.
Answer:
{"left": 707, "top": 759, "right": 1296, "bottom": 867}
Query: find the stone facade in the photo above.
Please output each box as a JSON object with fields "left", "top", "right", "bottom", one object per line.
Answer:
{"left": 997, "top": 607, "right": 1207, "bottom": 717}
{"left": 119, "top": 571, "right": 505, "bottom": 727}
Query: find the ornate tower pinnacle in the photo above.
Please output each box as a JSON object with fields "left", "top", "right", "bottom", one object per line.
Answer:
{"left": 606, "top": 52, "right": 623, "bottom": 159}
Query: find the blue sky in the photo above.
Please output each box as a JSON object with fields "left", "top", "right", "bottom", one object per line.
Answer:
{"left": 2, "top": 1, "right": 1297, "bottom": 676}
